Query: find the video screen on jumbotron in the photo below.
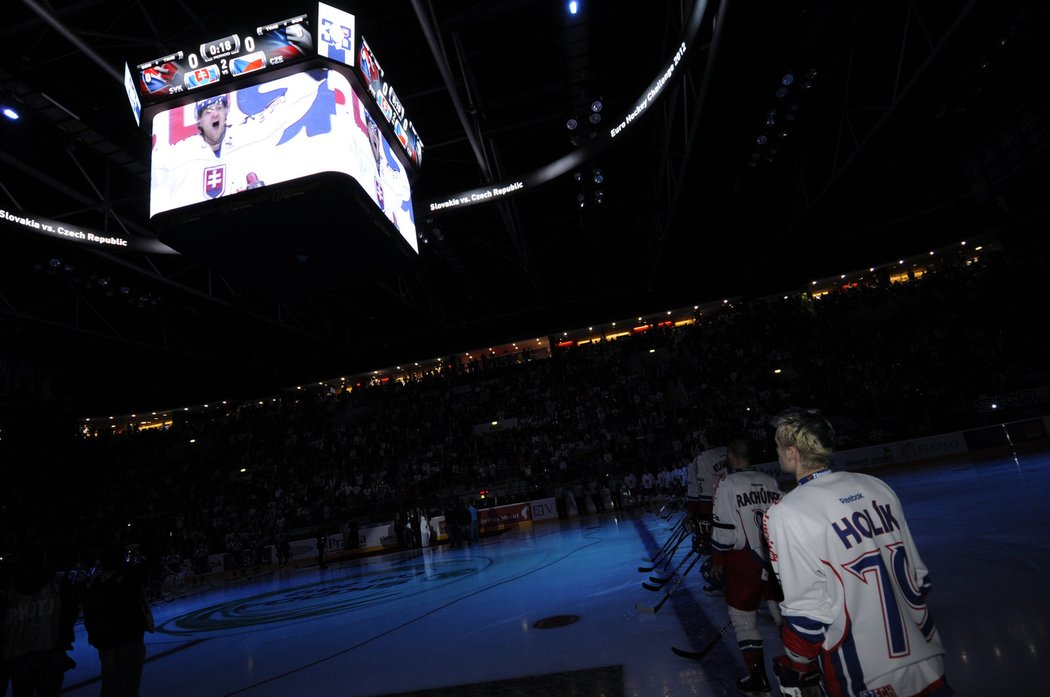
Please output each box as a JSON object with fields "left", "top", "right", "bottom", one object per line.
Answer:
{"left": 149, "top": 67, "right": 417, "bottom": 253}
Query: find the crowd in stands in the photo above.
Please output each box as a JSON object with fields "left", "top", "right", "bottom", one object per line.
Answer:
{"left": 2, "top": 237, "right": 1048, "bottom": 589}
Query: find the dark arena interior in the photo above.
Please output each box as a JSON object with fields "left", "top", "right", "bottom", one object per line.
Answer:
{"left": 1, "top": 1, "right": 1050, "bottom": 696}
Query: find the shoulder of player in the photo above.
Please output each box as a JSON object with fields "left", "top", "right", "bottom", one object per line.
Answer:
{"left": 727, "top": 468, "right": 778, "bottom": 484}
{"left": 836, "top": 470, "right": 902, "bottom": 504}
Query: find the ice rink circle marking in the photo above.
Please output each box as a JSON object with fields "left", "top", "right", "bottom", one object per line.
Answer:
{"left": 157, "top": 557, "right": 490, "bottom": 634}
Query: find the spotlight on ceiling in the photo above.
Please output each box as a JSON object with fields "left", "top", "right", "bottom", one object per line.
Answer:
{"left": 568, "top": 0, "right": 579, "bottom": 15}
{"left": 592, "top": 167, "right": 604, "bottom": 184}
{"left": 590, "top": 98, "right": 603, "bottom": 113}
{"left": 566, "top": 117, "right": 578, "bottom": 130}
{"left": 588, "top": 112, "right": 602, "bottom": 125}
{"left": 2, "top": 106, "right": 19, "bottom": 121}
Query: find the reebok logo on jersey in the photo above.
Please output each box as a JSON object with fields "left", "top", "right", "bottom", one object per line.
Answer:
{"left": 831, "top": 499, "right": 900, "bottom": 550}
{"left": 838, "top": 493, "right": 864, "bottom": 504}
{"left": 858, "top": 686, "right": 898, "bottom": 697}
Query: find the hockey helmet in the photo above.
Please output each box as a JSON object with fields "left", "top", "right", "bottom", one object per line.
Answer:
{"left": 195, "top": 95, "right": 229, "bottom": 119}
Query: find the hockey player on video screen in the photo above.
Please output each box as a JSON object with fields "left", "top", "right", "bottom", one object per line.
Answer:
{"left": 150, "top": 91, "right": 289, "bottom": 216}
{"left": 150, "top": 70, "right": 350, "bottom": 216}
{"left": 361, "top": 108, "right": 412, "bottom": 235}
{"left": 150, "top": 69, "right": 415, "bottom": 248}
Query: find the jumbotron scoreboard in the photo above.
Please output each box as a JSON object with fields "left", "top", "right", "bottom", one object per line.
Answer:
{"left": 128, "top": 1, "right": 423, "bottom": 260}
{"left": 130, "top": 3, "right": 423, "bottom": 175}
{"left": 135, "top": 15, "right": 315, "bottom": 102}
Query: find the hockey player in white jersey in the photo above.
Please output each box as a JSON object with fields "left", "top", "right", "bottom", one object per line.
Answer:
{"left": 764, "top": 408, "right": 953, "bottom": 697}
{"left": 709, "top": 438, "right": 784, "bottom": 695}
{"left": 685, "top": 430, "right": 729, "bottom": 587}
{"left": 149, "top": 94, "right": 251, "bottom": 215}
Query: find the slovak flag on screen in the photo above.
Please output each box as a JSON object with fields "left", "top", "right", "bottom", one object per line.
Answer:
{"left": 185, "top": 66, "right": 220, "bottom": 90}
{"left": 230, "top": 52, "right": 266, "bottom": 76}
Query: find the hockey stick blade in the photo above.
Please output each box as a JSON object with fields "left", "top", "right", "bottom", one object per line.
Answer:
{"left": 670, "top": 621, "right": 733, "bottom": 660}
{"left": 635, "top": 601, "right": 658, "bottom": 614}
{"left": 642, "top": 580, "right": 667, "bottom": 591}
{"left": 638, "top": 564, "right": 656, "bottom": 573}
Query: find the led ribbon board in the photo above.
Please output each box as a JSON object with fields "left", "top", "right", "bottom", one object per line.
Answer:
{"left": 424, "top": 0, "right": 708, "bottom": 214}
{"left": 1, "top": 207, "right": 178, "bottom": 254}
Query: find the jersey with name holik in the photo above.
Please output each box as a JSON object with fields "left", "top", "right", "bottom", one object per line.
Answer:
{"left": 764, "top": 470, "right": 948, "bottom": 697}
{"left": 711, "top": 469, "right": 781, "bottom": 557}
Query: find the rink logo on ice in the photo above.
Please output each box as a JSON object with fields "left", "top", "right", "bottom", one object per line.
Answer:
{"left": 156, "top": 557, "right": 492, "bottom": 634}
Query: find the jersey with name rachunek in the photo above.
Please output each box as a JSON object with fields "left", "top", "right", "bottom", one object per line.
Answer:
{"left": 711, "top": 469, "right": 781, "bottom": 557}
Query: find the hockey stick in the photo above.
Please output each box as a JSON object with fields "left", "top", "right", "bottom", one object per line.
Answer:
{"left": 656, "top": 494, "right": 680, "bottom": 518}
{"left": 641, "top": 515, "right": 687, "bottom": 562}
{"left": 638, "top": 527, "right": 688, "bottom": 571}
{"left": 635, "top": 552, "right": 700, "bottom": 614}
{"left": 671, "top": 620, "right": 733, "bottom": 660}
{"left": 639, "top": 530, "right": 687, "bottom": 574}
{"left": 643, "top": 548, "right": 697, "bottom": 590}
{"left": 660, "top": 497, "right": 684, "bottom": 520}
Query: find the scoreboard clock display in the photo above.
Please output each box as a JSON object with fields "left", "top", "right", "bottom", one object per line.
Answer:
{"left": 135, "top": 14, "right": 314, "bottom": 105}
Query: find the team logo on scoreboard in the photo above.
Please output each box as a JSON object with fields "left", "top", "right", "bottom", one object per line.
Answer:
{"left": 203, "top": 165, "right": 226, "bottom": 199}
{"left": 185, "top": 65, "right": 221, "bottom": 90}
{"left": 141, "top": 62, "right": 179, "bottom": 94}
{"left": 230, "top": 52, "right": 267, "bottom": 76}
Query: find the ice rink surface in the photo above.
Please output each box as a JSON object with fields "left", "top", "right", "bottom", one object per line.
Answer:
{"left": 55, "top": 447, "right": 1050, "bottom": 696}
